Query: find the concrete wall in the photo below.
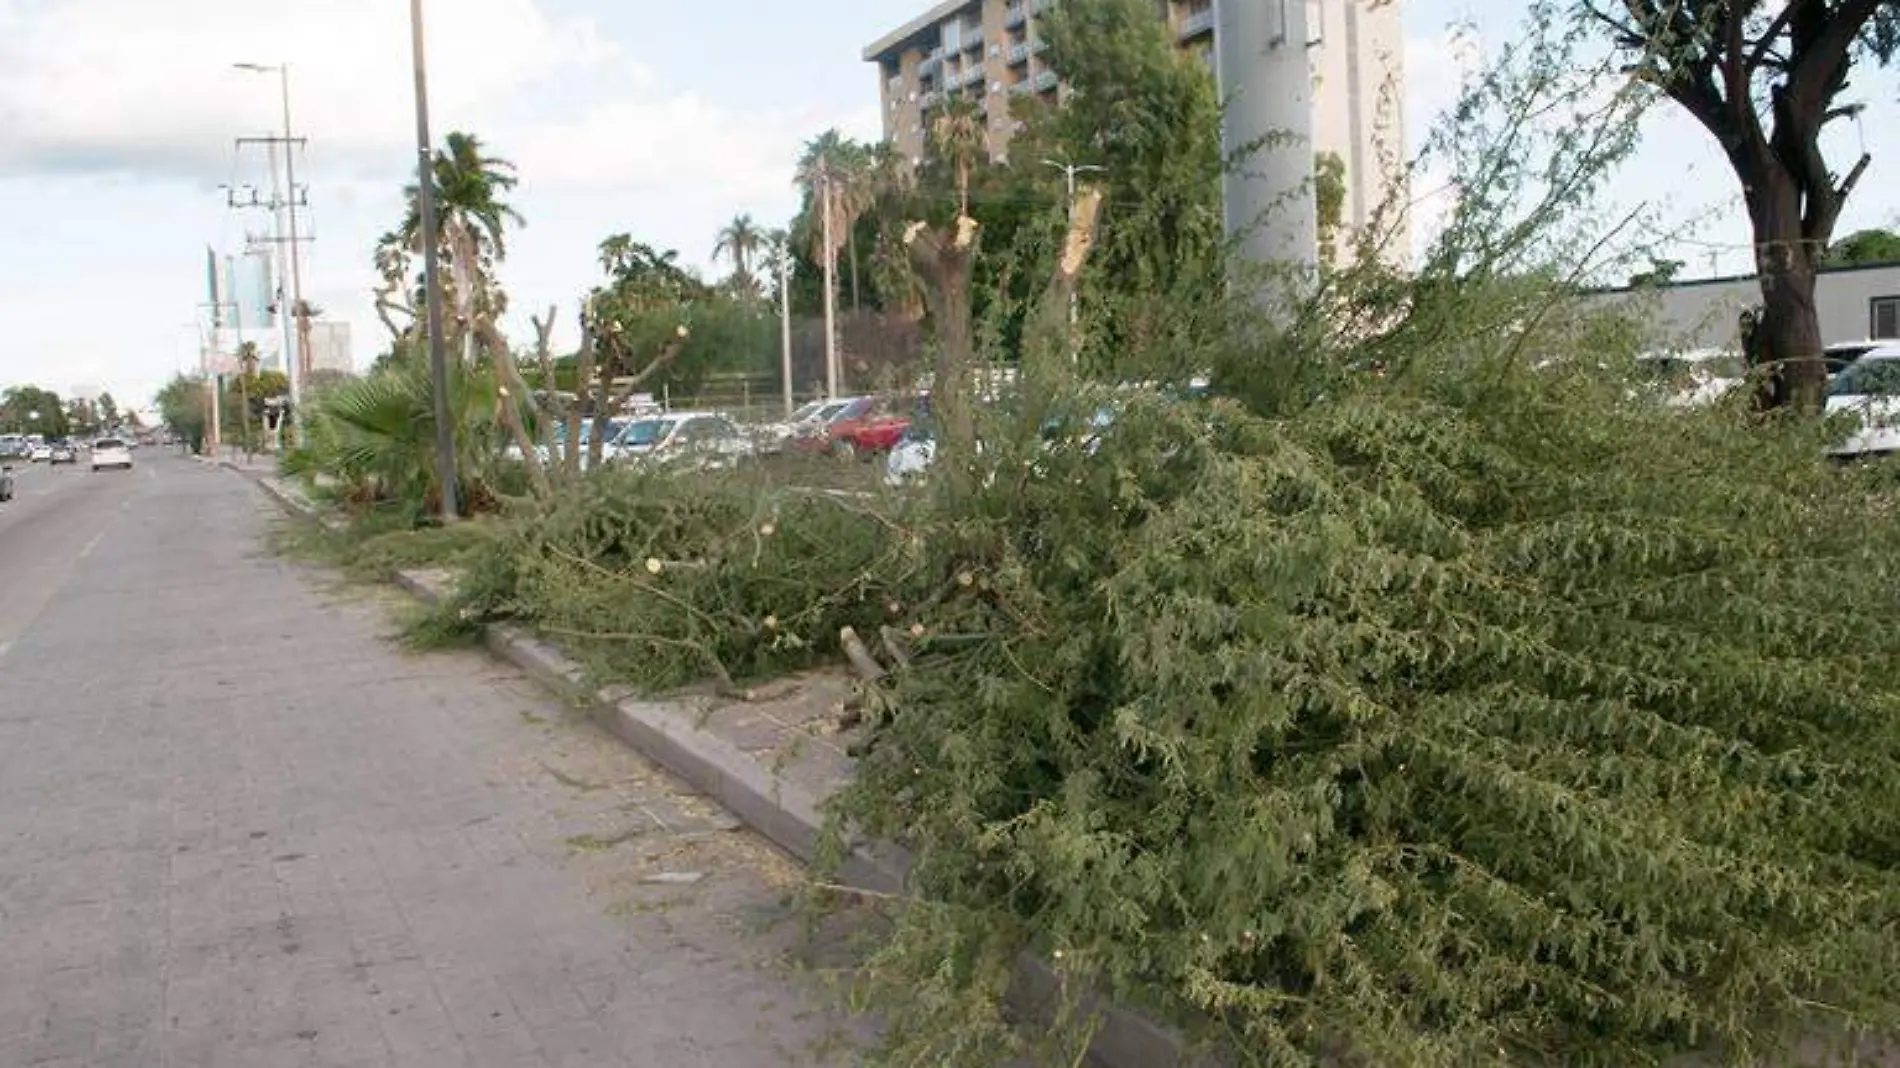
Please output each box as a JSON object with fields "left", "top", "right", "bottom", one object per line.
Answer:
{"left": 1583, "top": 263, "right": 1900, "bottom": 350}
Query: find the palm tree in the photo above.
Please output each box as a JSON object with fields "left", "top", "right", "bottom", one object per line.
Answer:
{"left": 400, "top": 131, "right": 525, "bottom": 354}
{"left": 712, "top": 213, "right": 765, "bottom": 298}
{"left": 796, "top": 131, "right": 876, "bottom": 311}
{"left": 931, "top": 101, "right": 985, "bottom": 219}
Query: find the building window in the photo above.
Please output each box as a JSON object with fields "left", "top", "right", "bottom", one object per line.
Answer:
{"left": 1874, "top": 295, "right": 1900, "bottom": 339}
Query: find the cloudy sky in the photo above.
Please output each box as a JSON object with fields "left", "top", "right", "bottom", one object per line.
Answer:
{"left": 0, "top": 0, "right": 1895, "bottom": 412}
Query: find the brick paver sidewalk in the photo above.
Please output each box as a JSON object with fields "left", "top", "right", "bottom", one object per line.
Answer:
{"left": 0, "top": 457, "right": 867, "bottom": 1067}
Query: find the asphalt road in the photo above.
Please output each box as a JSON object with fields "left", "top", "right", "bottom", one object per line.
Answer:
{"left": 0, "top": 454, "right": 868, "bottom": 1066}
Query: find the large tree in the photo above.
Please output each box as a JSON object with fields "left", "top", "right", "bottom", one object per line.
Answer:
{"left": 1591, "top": 1, "right": 1900, "bottom": 410}
{"left": 0, "top": 385, "right": 69, "bottom": 437}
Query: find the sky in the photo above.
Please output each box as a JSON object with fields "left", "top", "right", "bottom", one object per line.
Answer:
{"left": 0, "top": 0, "right": 1896, "bottom": 414}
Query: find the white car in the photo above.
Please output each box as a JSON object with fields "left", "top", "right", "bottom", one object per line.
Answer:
{"left": 90, "top": 437, "right": 134, "bottom": 471}
{"left": 1825, "top": 344, "right": 1900, "bottom": 459}
{"left": 609, "top": 412, "right": 754, "bottom": 470}
{"left": 28, "top": 443, "right": 52, "bottom": 463}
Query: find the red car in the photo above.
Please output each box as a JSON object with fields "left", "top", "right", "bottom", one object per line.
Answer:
{"left": 789, "top": 394, "right": 927, "bottom": 458}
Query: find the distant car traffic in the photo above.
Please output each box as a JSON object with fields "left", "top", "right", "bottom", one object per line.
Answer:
{"left": 48, "top": 441, "right": 77, "bottom": 465}
{"left": 28, "top": 443, "right": 52, "bottom": 463}
{"left": 91, "top": 437, "right": 134, "bottom": 472}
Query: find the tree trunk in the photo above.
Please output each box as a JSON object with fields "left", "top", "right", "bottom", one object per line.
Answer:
{"left": 475, "top": 319, "right": 551, "bottom": 497}
{"left": 1752, "top": 189, "right": 1828, "bottom": 413}
{"left": 906, "top": 217, "right": 980, "bottom": 468}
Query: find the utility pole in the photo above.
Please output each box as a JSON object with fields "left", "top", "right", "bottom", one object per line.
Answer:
{"left": 233, "top": 62, "right": 312, "bottom": 438}
{"left": 410, "top": 0, "right": 460, "bottom": 522}
{"left": 779, "top": 240, "right": 794, "bottom": 418}
{"left": 1042, "top": 159, "right": 1105, "bottom": 330}
{"left": 818, "top": 156, "right": 839, "bottom": 400}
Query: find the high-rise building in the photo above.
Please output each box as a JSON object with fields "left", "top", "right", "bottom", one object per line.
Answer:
{"left": 863, "top": 0, "right": 1407, "bottom": 254}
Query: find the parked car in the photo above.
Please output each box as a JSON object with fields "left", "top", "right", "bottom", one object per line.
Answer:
{"left": 823, "top": 394, "right": 928, "bottom": 458}
{"left": 90, "top": 437, "right": 134, "bottom": 472}
{"left": 786, "top": 396, "right": 886, "bottom": 456}
{"left": 1825, "top": 344, "right": 1900, "bottom": 460}
{"left": 610, "top": 411, "right": 755, "bottom": 470}
{"left": 761, "top": 397, "right": 869, "bottom": 455}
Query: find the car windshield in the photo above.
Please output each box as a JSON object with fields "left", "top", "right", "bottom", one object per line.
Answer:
{"left": 95, "top": 439, "right": 123, "bottom": 449}
{"left": 616, "top": 418, "right": 679, "bottom": 447}
{"left": 789, "top": 401, "right": 830, "bottom": 422}
{"left": 1828, "top": 357, "right": 1900, "bottom": 398}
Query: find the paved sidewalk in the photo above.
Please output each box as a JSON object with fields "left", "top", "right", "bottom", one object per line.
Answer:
{"left": 0, "top": 457, "right": 867, "bottom": 1067}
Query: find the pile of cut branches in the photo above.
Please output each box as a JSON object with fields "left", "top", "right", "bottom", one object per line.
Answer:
{"left": 825, "top": 358, "right": 1900, "bottom": 1067}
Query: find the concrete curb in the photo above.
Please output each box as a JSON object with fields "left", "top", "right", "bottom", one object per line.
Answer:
{"left": 239, "top": 467, "right": 1211, "bottom": 1068}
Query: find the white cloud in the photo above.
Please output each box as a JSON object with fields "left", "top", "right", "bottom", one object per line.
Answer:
{"left": 0, "top": 0, "right": 629, "bottom": 177}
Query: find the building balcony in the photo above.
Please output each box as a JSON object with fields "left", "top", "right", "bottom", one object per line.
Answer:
{"left": 1177, "top": 9, "right": 1214, "bottom": 39}
{"left": 1006, "top": 41, "right": 1030, "bottom": 65}
{"left": 1032, "top": 69, "right": 1059, "bottom": 93}
{"left": 1004, "top": 3, "right": 1027, "bottom": 28}
{"left": 919, "top": 53, "right": 942, "bottom": 77}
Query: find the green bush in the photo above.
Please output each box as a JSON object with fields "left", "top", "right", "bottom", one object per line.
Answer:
{"left": 826, "top": 358, "right": 1900, "bottom": 1067}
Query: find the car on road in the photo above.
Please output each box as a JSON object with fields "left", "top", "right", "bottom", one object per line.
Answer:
{"left": 90, "top": 437, "right": 134, "bottom": 472}
{"left": 48, "top": 441, "right": 78, "bottom": 465}
{"left": 28, "top": 442, "right": 52, "bottom": 463}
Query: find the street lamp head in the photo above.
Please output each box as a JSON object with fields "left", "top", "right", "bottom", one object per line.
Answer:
{"left": 232, "top": 61, "right": 277, "bottom": 73}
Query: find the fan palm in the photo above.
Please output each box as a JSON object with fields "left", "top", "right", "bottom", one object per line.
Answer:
{"left": 282, "top": 358, "right": 501, "bottom": 518}
{"left": 712, "top": 213, "right": 765, "bottom": 298}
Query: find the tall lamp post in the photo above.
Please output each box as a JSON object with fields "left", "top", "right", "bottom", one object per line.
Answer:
{"left": 409, "top": 0, "right": 460, "bottom": 521}
{"left": 232, "top": 61, "right": 309, "bottom": 436}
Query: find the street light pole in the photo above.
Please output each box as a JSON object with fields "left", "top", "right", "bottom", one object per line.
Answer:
{"left": 410, "top": 0, "right": 460, "bottom": 522}
{"left": 817, "top": 158, "right": 839, "bottom": 401}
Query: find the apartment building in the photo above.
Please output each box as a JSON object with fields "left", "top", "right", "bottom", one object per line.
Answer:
{"left": 863, "top": 0, "right": 1407, "bottom": 249}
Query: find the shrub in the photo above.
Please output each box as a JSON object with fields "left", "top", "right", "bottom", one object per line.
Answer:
{"left": 828, "top": 357, "right": 1900, "bottom": 1067}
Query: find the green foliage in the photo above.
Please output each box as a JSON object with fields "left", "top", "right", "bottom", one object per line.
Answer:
{"left": 830, "top": 358, "right": 1900, "bottom": 1067}
{"left": 1828, "top": 227, "right": 1900, "bottom": 267}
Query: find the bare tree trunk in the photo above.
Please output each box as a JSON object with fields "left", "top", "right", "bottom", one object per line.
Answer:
{"left": 566, "top": 312, "right": 595, "bottom": 475}
{"left": 905, "top": 216, "right": 980, "bottom": 468}
{"left": 529, "top": 305, "right": 561, "bottom": 452}
{"left": 1024, "top": 187, "right": 1105, "bottom": 384}
{"left": 475, "top": 319, "right": 550, "bottom": 497}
